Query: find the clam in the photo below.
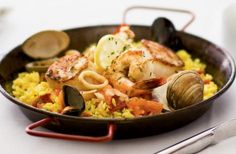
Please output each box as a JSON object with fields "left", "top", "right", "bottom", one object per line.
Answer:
{"left": 61, "top": 85, "right": 85, "bottom": 116}
{"left": 25, "top": 58, "right": 57, "bottom": 72}
{"left": 151, "top": 17, "right": 183, "bottom": 50}
{"left": 152, "top": 70, "right": 204, "bottom": 110}
{"left": 22, "top": 30, "right": 70, "bottom": 59}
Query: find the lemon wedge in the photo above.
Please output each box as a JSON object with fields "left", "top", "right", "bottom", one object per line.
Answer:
{"left": 94, "top": 34, "right": 127, "bottom": 70}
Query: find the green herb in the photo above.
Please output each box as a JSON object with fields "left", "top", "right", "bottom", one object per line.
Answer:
{"left": 123, "top": 44, "right": 131, "bottom": 51}
{"left": 111, "top": 51, "right": 115, "bottom": 55}
{"left": 108, "top": 37, "right": 114, "bottom": 41}
{"left": 123, "top": 46, "right": 127, "bottom": 51}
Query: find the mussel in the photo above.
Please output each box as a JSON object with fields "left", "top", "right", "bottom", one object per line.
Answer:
{"left": 152, "top": 70, "right": 204, "bottom": 110}
{"left": 61, "top": 85, "right": 85, "bottom": 116}
{"left": 151, "top": 17, "right": 183, "bottom": 50}
{"left": 22, "top": 30, "right": 70, "bottom": 59}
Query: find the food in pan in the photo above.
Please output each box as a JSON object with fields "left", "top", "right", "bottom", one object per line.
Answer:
{"left": 11, "top": 25, "right": 218, "bottom": 118}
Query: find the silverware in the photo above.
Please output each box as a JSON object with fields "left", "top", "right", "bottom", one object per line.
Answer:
{"left": 155, "top": 119, "right": 236, "bottom": 154}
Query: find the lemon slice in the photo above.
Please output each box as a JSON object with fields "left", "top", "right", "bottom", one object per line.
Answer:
{"left": 94, "top": 34, "right": 127, "bottom": 70}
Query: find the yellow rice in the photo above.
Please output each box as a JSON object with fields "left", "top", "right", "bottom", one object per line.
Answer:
{"left": 176, "top": 50, "right": 218, "bottom": 100}
{"left": 12, "top": 50, "right": 218, "bottom": 118}
{"left": 12, "top": 72, "right": 61, "bottom": 112}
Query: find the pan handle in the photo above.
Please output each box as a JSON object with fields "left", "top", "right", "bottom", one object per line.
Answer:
{"left": 122, "top": 5, "right": 195, "bottom": 31}
{"left": 25, "top": 117, "right": 116, "bottom": 142}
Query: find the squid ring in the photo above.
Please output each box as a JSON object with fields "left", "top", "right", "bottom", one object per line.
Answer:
{"left": 78, "top": 70, "right": 108, "bottom": 90}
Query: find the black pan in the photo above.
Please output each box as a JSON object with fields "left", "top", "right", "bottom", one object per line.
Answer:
{"left": 0, "top": 24, "right": 235, "bottom": 141}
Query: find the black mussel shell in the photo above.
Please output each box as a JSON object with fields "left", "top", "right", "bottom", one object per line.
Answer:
{"left": 62, "top": 85, "right": 85, "bottom": 116}
{"left": 151, "top": 17, "right": 182, "bottom": 50}
{"left": 61, "top": 106, "right": 83, "bottom": 116}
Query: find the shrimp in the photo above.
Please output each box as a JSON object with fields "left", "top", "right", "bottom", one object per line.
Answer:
{"left": 106, "top": 50, "right": 164, "bottom": 97}
{"left": 114, "top": 25, "right": 135, "bottom": 42}
{"left": 96, "top": 85, "right": 129, "bottom": 112}
{"left": 127, "top": 97, "right": 163, "bottom": 116}
{"left": 106, "top": 50, "right": 145, "bottom": 96}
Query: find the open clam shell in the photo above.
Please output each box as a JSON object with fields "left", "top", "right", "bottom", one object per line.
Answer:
{"left": 22, "top": 30, "right": 70, "bottom": 59}
{"left": 167, "top": 70, "right": 204, "bottom": 110}
{"left": 25, "top": 58, "right": 57, "bottom": 72}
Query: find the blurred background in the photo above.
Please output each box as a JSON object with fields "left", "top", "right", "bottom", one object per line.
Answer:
{"left": 0, "top": 0, "right": 235, "bottom": 56}
{"left": 0, "top": 0, "right": 236, "bottom": 154}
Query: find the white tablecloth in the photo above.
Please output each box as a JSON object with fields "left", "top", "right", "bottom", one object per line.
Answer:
{"left": 0, "top": 0, "right": 236, "bottom": 153}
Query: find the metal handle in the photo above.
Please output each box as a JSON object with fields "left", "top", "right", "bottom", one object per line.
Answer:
{"left": 122, "top": 5, "right": 195, "bottom": 31}
{"left": 26, "top": 117, "right": 116, "bottom": 142}
{"left": 155, "top": 128, "right": 215, "bottom": 154}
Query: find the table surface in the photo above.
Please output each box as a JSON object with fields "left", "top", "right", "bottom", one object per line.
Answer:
{"left": 1, "top": 0, "right": 236, "bottom": 153}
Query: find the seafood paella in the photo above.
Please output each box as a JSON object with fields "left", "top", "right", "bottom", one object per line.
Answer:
{"left": 11, "top": 25, "right": 218, "bottom": 118}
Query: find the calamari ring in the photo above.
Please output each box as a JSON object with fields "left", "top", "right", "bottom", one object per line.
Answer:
{"left": 78, "top": 70, "right": 108, "bottom": 90}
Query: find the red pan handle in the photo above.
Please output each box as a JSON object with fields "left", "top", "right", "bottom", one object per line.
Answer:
{"left": 122, "top": 5, "right": 195, "bottom": 31}
{"left": 26, "top": 117, "right": 116, "bottom": 142}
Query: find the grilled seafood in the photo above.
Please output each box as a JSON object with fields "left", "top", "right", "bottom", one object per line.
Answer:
{"left": 127, "top": 97, "right": 163, "bottom": 116}
{"left": 45, "top": 52, "right": 88, "bottom": 90}
{"left": 114, "top": 24, "right": 135, "bottom": 42}
{"left": 106, "top": 38, "right": 184, "bottom": 97}
{"left": 45, "top": 52, "right": 108, "bottom": 91}
{"left": 46, "top": 52, "right": 87, "bottom": 82}
{"left": 106, "top": 49, "right": 164, "bottom": 97}
{"left": 12, "top": 23, "right": 216, "bottom": 119}
{"left": 135, "top": 39, "right": 184, "bottom": 80}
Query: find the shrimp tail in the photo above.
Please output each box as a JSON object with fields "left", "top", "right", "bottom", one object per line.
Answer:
{"left": 132, "top": 77, "right": 167, "bottom": 90}
{"left": 128, "top": 88, "right": 151, "bottom": 98}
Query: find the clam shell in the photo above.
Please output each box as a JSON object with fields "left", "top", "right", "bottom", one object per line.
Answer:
{"left": 25, "top": 58, "right": 57, "bottom": 72}
{"left": 22, "top": 30, "right": 70, "bottom": 59}
{"left": 167, "top": 70, "right": 204, "bottom": 109}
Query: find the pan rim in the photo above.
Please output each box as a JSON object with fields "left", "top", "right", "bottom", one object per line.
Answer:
{"left": 0, "top": 24, "right": 235, "bottom": 123}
